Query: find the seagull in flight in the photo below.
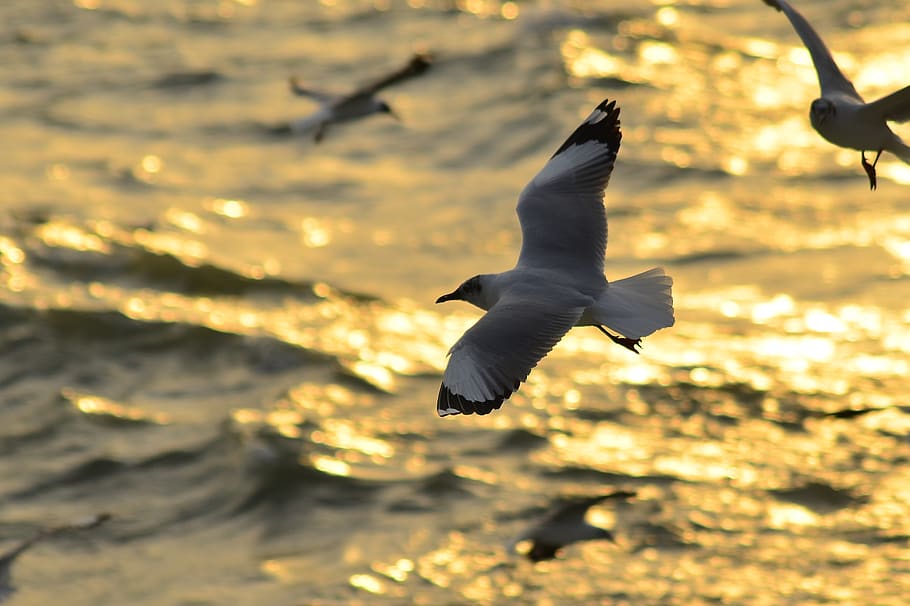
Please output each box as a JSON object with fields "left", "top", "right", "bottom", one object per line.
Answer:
{"left": 762, "top": 0, "right": 910, "bottom": 189}
{"left": 435, "top": 99, "right": 675, "bottom": 417}
{"left": 0, "top": 513, "right": 110, "bottom": 603}
{"left": 286, "top": 52, "right": 432, "bottom": 142}
{"left": 511, "top": 491, "right": 636, "bottom": 562}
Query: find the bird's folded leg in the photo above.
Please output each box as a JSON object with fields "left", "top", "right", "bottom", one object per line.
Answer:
{"left": 595, "top": 325, "right": 641, "bottom": 354}
{"left": 861, "top": 150, "right": 881, "bottom": 190}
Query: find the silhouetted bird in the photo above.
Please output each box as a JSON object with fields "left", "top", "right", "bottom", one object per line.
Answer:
{"left": 0, "top": 513, "right": 110, "bottom": 603}
{"left": 511, "top": 491, "right": 635, "bottom": 562}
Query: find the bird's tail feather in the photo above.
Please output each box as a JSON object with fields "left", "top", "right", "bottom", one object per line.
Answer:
{"left": 593, "top": 268, "right": 674, "bottom": 339}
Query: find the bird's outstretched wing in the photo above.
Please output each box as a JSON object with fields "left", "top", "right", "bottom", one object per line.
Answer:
{"left": 516, "top": 98, "right": 621, "bottom": 276}
{"left": 287, "top": 78, "right": 336, "bottom": 102}
{"left": 358, "top": 52, "right": 433, "bottom": 96}
{"left": 762, "top": 0, "right": 862, "bottom": 100}
{"left": 546, "top": 491, "right": 637, "bottom": 524}
{"left": 864, "top": 84, "right": 910, "bottom": 123}
{"left": 0, "top": 513, "right": 110, "bottom": 604}
{"left": 437, "top": 286, "right": 589, "bottom": 417}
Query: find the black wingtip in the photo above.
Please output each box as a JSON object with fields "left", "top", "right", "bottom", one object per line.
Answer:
{"left": 551, "top": 98, "right": 621, "bottom": 159}
{"left": 437, "top": 383, "right": 509, "bottom": 417}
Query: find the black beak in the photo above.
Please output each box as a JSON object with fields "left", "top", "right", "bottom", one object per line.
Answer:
{"left": 435, "top": 290, "right": 459, "bottom": 304}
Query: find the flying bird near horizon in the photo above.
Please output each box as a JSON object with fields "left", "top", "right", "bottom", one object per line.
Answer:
{"left": 510, "top": 491, "right": 636, "bottom": 562}
{"left": 762, "top": 0, "right": 910, "bottom": 190}
{"left": 435, "top": 99, "right": 675, "bottom": 417}
{"left": 285, "top": 52, "right": 432, "bottom": 142}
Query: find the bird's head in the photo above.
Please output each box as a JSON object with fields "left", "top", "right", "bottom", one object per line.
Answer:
{"left": 436, "top": 275, "right": 492, "bottom": 310}
{"left": 810, "top": 98, "right": 836, "bottom": 127}
{"left": 377, "top": 101, "right": 399, "bottom": 121}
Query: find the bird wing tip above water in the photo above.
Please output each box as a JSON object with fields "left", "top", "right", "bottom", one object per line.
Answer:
{"left": 436, "top": 383, "right": 506, "bottom": 417}
{"left": 550, "top": 98, "right": 622, "bottom": 160}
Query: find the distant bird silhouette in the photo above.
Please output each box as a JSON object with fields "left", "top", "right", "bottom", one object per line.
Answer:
{"left": 511, "top": 491, "right": 635, "bottom": 562}
{"left": 762, "top": 0, "right": 910, "bottom": 190}
{"left": 286, "top": 52, "right": 432, "bottom": 142}
{"left": 0, "top": 513, "right": 110, "bottom": 603}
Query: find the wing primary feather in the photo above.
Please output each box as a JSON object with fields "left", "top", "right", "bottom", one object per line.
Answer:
{"left": 551, "top": 99, "right": 621, "bottom": 159}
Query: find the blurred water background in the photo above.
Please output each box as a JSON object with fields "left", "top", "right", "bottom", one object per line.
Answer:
{"left": 2, "top": 0, "right": 910, "bottom": 604}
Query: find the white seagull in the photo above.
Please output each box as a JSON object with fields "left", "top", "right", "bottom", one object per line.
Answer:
{"left": 511, "top": 491, "right": 636, "bottom": 562}
{"left": 287, "top": 52, "right": 432, "bottom": 142}
{"left": 763, "top": 0, "right": 910, "bottom": 190}
{"left": 435, "top": 99, "right": 675, "bottom": 417}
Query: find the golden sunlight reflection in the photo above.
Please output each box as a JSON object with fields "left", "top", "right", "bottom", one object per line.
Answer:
{"left": 854, "top": 47, "right": 910, "bottom": 92}
{"left": 560, "top": 30, "right": 632, "bottom": 83}
{"left": 205, "top": 197, "right": 249, "bottom": 219}
{"left": 131, "top": 154, "right": 163, "bottom": 183}
{"left": 300, "top": 217, "right": 334, "bottom": 248}
{"left": 349, "top": 573, "right": 386, "bottom": 595}
{"left": 500, "top": 1, "right": 518, "bottom": 20}
{"left": 752, "top": 294, "right": 795, "bottom": 324}
{"left": 311, "top": 419, "right": 395, "bottom": 459}
{"left": 342, "top": 359, "right": 397, "bottom": 392}
{"left": 456, "top": 0, "right": 499, "bottom": 18}
{"left": 0, "top": 237, "right": 26, "bottom": 265}
{"left": 452, "top": 465, "right": 498, "bottom": 485}
{"left": 655, "top": 7, "right": 679, "bottom": 28}
{"left": 415, "top": 531, "right": 522, "bottom": 592}
{"left": 310, "top": 454, "right": 351, "bottom": 477}
{"left": 640, "top": 41, "right": 678, "bottom": 66}
{"left": 141, "top": 155, "right": 162, "bottom": 173}
{"left": 232, "top": 406, "right": 307, "bottom": 439}
{"left": 879, "top": 162, "right": 910, "bottom": 186}
{"left": 677, "top": 192, "right": 735, "bottom": 229}
{"left": 36, "top": 222, "right": 110, "bottom": 254}
{"left": 767, "top": 503, "right": 819, "bottom": 529}
{"left": 133, "top": 229, "right": 208, "bottom": 266}
{"left": 372, "top": 558, "right": 414, "bottom": 583}
{"left": 63, "top": 389, "right": 170, "bottom": 424}
{"left": 163, "top": 208, "right": 205, "bottom": 234}
{"left": 743, "top": 38, "right": 780, "bottom": 59}
{"left": 608, "top": 363, "right": 666, "bottom": 386}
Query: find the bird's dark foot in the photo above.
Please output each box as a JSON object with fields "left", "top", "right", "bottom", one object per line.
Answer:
{"left": 595, "top": 325, "right": 641, "bottom": 354}
{"left": 861, "top": 151, "right": 881, "bottom": 191}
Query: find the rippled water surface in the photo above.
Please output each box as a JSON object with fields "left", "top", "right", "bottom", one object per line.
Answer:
{"left": 3, "top": 1, "right": 910, "bottom": 604}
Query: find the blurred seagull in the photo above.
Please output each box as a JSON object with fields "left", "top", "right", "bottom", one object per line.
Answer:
{"left": 511, "top": 491, "right": 636, "bottom": 562}
{"left": 0, "top": 513, "right": 110, "bottom": 603}
{"left": 435, "top": 99, "right": 674, "bottom": 417}
{"left": 287, "top": 52, "right": 432, "bottom": 142}
{"left": 763, "top": 0, "right": 910, "bottom": 190}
